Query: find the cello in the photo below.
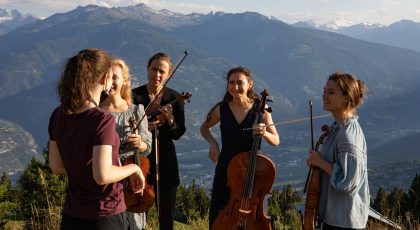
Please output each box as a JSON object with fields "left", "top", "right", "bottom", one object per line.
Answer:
{"left": 303, "top": 100, "right": 330, "bottom": 230}
{"left": 211, "top": 89, "right": 275, "bottom": 230}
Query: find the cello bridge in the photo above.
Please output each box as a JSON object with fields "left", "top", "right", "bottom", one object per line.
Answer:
{"left": 239, "top": 209, "right": 251, "bottom": 214}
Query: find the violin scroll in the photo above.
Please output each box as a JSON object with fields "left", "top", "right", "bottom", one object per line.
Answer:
{"left": 314, "top": 125, "right": 330, "bottom": 151}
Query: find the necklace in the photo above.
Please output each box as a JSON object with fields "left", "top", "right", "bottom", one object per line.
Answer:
{"left": 89, "top": 98, "right": 98, "bottom": 107}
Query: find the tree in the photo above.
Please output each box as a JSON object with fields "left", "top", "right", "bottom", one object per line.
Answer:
{"left": 192, "top": 182, "right": 210, "bottom": 219}
{"left": 0, "top": 172, "right": 19, "bottom": 222}
{"left": 372, "top": 187, "right": 389, "bottom": 217}
{"left": 268, "top": 188, "right": 282, "bottom": 222}
{"left": 406, "top": 174, "right": 420, "bottom": 219}
{"left": 0, "top": 173, "right": 14, "bottom": 202}
{"left": 268, "top": 185, "right": 303, "bottom": 229}
{"left": 175, "top": 180, "right": 210, "bottom": 223}
{"left": 17, "top": 149, "right": 67, "bottom": 218}
{"left": 387, "top": 187, "right": 404, "bottom": 221}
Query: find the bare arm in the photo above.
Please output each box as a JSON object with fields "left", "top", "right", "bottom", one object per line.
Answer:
{"left": 258, "top": 108, "right": 280, "bottom": 146}
{"left": 92, "top": 145, "right": 145, "bottom": 191}
{"left": 200, "top": 104, "right": 221, "bottom": 163}
{"left": 49, "top": 140, "right": 67, "bottom": 175}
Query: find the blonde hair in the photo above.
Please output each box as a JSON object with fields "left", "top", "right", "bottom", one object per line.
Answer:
{"left": 112, "top": 59, "right": 132, "bottom": 104}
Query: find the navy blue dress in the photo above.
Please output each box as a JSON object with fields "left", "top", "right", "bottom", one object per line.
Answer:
{"left": 209, "top": 100, "right": 260, "bottom": 227}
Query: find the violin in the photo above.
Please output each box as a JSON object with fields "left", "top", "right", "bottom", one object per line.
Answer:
{"left": 122, "top": 117, "right": 155, "bottom": 213}
{"left": 303, "top": 101, "right": 330, "bottom": 230}
{"left": 211, "top": 89, "right": 275, "bottom": 230}
{"left": 145, "top": 91, "right": 192, "bottom": 123}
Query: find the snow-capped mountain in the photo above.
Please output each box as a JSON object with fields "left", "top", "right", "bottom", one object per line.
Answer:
{"left": 293, "top": 19, "right": 383, "bottom": 31}
{"left": 293, "top": 19, "right": 420, "bottom": 52}
{"left": 0, "top": 8, "right": 38, "bottom": 35}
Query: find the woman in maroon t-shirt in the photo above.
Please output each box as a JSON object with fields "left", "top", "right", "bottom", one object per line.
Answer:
{"left": 48, "top": 49, "right": 145, "bottom": 230}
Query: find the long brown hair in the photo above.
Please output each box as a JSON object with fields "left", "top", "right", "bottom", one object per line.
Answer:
{"left": 58, "top": 48, "right": 111, "bottom": 114}
{"left": 112, "top": 59, "right": 132, "bottom": 104}
{"left": 328, "top": 72, "right": 368, "bottom": 110}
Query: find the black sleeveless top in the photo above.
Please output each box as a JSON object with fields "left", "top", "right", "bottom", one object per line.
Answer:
{"left": 209, "top": 100, "right": 262, "bottom": 226}
{"left": 218, "top": 100, "right": 260, "bottom": 168}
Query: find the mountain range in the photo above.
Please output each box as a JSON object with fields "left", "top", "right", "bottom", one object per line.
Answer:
{"left": 0, "top": 8, "right": 38, "bottom": 35}
{"left": 0, "top": 4, "right": 419, "bottom": 189}
{"left": 294, "top": 19, "right": 420, "bottom": 52}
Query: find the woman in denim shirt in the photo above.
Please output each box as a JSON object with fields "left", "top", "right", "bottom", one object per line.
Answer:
{"left": 307, "top": 72, "right": 369, "bottom": 229}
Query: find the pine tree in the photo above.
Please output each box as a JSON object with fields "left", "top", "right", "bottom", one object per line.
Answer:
{"left": 268, "top": 188, "right": 282, "bottom": 222}
{"left": 387, "top": 186, "right": 404, "bottom": 221}
{"left": 0, "top": 173, "right": 13, "bottom": 202}
{"left": 192, "top": 182, "right": 210, "bottom": 219}
{"left": 268, "top": 185, "right": 303, "bottom": 229}
{"left": 175, "top": 181, "right": 210, "bottom": 224}
{"left": 373, "top": 187, "right": 389, "bottom": 217}
{"left": 0, "top": 172, "right": 19, "bottom": 222}
{"left": 17, "top": 149, "right": 67, "bottom": 218}
{"left": 406, "top": 174, "right": 420, "bottom": 219}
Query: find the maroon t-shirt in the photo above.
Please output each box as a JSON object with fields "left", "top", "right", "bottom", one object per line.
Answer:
{"left": 48, "top": 106, "right": 126, "bottom": 219}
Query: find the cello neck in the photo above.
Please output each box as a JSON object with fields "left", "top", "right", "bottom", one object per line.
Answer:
{"left": 243, "top": 89, "right": 270, "bottom": 199}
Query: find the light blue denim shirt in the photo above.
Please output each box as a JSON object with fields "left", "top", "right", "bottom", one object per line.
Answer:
{"left": 318, "top": 116, "right": 370, "bottom": 229}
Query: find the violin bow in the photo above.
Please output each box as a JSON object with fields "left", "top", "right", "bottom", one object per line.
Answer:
{"left": 304, "top": 100, "right": 314, "bottom": 193}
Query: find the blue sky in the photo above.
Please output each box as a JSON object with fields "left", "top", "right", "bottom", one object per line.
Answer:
{"left": 1, "top": 0, "right": 420, "bottom": 25}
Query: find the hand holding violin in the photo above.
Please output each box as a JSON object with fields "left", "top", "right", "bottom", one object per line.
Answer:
{"left": 307, "top": 150, "right": 322, "bottom": 167}
{"left": 159, "top": 104, "right": 174, "bottom": 126}
{"left": 307, "top": 149, "right": 333, "bottom": 176}
{"left": 148, "top": 104, "right": 174, "bottom": 130}
{"left": 126, "top": 133, "right": 143, "bottom": 150}
{"left": 129, "top": 166, "right": 146, "bottom": 195}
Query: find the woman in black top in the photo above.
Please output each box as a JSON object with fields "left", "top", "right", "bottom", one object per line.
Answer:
{"left": 132, "top": 52, "right": 186, "bottom": 230}
{"left": 200, "top": 66, "right": 279, "bottom": 228}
